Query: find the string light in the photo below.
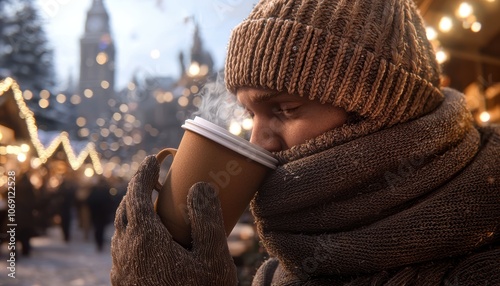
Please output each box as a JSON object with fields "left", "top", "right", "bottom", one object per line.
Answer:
{"left": 229, "top": 121, "right": 242, "bottom": 135}
{"left": 426, "top": 27, "right": 438, "bottom": 41}
{"left": 479, "top": 111, "right": 491, "bottom": 122}
{"left": 56, "top": 93, "right": 66, "bottom": 103}
{"left": 0, "top": 77, "right": 103, "bottom": 174}
{"left": 471, "top": 22, "right": 482, "bottom": 32}
{"left": 242, "top": 118, "right": 254, "bottom": 130}
{"left": 439, "top": 16, "right": 453, "bottom": 32}
{"left": 457, "top": 2, "right": 473, "bottom": 18}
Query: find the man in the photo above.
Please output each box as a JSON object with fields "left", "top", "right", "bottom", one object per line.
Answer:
{"left": 111, "top": 0, "right": 500, "bottom": 284}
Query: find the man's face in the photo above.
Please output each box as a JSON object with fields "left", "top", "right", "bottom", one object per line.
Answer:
{"left": 237, "top": 87, "right": 348, "bottom": 152}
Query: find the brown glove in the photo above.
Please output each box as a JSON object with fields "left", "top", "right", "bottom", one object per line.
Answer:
{"left": 110, "top": 155, "right": 238, "bottom": 286}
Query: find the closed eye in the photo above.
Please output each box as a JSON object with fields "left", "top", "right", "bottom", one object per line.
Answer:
{"left": 276, "top": 107, "right": 298, "bottom": 115}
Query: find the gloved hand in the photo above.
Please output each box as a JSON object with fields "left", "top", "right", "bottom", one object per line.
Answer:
{"left": 110, "top": 155, "right": 238, "bottom": 286}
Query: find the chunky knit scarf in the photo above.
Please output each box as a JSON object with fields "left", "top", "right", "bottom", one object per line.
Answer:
{"left": 251, "top": 89, "right": 500, "bottom": 285}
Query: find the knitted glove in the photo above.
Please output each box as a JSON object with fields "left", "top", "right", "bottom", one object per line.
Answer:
{"left": 110, "top": 155, "right": 238, "bottom": 286}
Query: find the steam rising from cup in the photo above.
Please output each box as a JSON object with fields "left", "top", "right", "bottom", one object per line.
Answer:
{"left": 192, "top": 75, "right": 251, "bottom": 138}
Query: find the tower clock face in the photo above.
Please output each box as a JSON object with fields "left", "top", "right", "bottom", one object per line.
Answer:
{"left": 88, "top": 17, "right": 104, "bottom": 32}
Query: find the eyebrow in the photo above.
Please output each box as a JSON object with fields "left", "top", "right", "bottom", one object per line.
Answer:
{"left": 252, "top": 91, "right": 282, "bottom": 103}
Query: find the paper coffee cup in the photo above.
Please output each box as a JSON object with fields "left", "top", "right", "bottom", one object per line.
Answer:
{"left": 155, "top": 117, "right": 277, "bottom": 247}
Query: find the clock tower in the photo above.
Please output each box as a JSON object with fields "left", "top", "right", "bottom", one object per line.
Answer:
{"left": 78, "top": 0, "right": 115, "bottom": 121}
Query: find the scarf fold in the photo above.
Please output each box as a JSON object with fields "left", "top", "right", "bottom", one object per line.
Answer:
{"left": 251, "top": 88, "right": 500, "bottom": 284}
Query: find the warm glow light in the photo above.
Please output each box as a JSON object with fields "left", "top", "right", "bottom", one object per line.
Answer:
{"left": 56, "top": 93, "right": 66, "bottom": 103}
{"left": 20, "top": 144, "right": 30, "bottom": 152}
{"left": 31, "top": 158, "right": 41, "bottom": 169}
{"left": 480, "top": 111, "right": 491, "bottom": 122}
{"left": 119, "top": 104, "right": 129, "bottom": 113}
{"left": 23, "top": 90, "right": 33, "bottom": 100}
{"left": 190, "top": 85, "right": 199, "bottom": 94}
{"left": 17, "top": 153, "right": 27, "bottom": 162}
{"left": 457, "top": 2, "right": 473, "bottom": 18}
{"left": 199, "top": 65, "right": 209, "bottom": 76}
{"left": 79, "top": 128, "right": 89, "bottom": 137}
{"left": 229, "top": 121, "right": 242, "bottom": 135}
{"left": 471, "top": 22, "right": 482, "bottom": 32}
{"left": 150, "top": 49, "right": 160, "bottom": 59}
{"left": 84, "top": 167, "right": 94, "bottom": 177}
{"left": 426, "top": 27, "right": 438, "bottom": 41}
{"left": 124, "top": 114, "right": 136, "bottom": 123}
{"left": 39, "top": 98, "right": 49, "bottom": 108}
{"left": 84, "top": 89, "right": 93, "bottom": 98}
{"left": 110, "top": 142, "right": 120, "bottom": 151}
{"left": 128, "top": 82, "right": 136, "bottom": 90}
{"left": 0, "top": 77, "right": 103, "bottom": 174}
{"left": 132, "top": 133, "right": 142, "bottom": 144}
{"left": 96, "top": 52, "right": 108, "bottom": 65}
{"left": 113, "top": 112, "right": 122, "bottom": 121}
{"left": 100, "top": 128, "right": 110, "bottom": 137}
{"left": 439, "top": 16, "right": 453, "bottom": 32}
{"left": 188, "top": 62, "right": 200, "bottom": 76}
{"left": 76, "top": 117, "right": 86, "bottom": 127}
{"left": 178, "top": 96, "right": 189, "bottom": 107}
{"left": 70, "top": 94, "right": 81, "bottom": 105}
{"left": 114, "top": 128, "right": 124, "bottom": 137}
{"left": 123, "top": 136, "right": 133, "bottom": 146}
{"left": 101, "top": 80, "right": 110, "bottom": 89}
{"left": 436, "top": 50, "right": 448, "bottom": 64}
{"left": 96, "top": 118, "right": 105, "bottom": 126}
{"left": 40, "top": 90, "right": 50, "bottom": 99}
{"left": 164, "top": 92, "right": 173, "bottom": 102}
{"left": 155, "top": 92, "right": 164, "bottom": 103}
{"left": 242, "top": 118, "right": 254, "bottom": 130}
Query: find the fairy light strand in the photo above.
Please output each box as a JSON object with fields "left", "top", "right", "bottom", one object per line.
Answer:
{"left": 0, "top": 77, "right": 103, "bottom": 174}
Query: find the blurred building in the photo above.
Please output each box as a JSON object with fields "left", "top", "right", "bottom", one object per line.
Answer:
{"left": 78, "top": 0, "right": 116, "bottom": 122}
{"left": 70, "top": 1, "right": 217, "bottom": 172}
{"left": 120, "top": 21, "right": 217, "bottom": 156}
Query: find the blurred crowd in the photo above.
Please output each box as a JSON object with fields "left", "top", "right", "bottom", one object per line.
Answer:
{"left": 0, "top": 161, "right": 267, "bottom": 283}
{"left": 0, "top": 163, "right": 127, "bottom": 256}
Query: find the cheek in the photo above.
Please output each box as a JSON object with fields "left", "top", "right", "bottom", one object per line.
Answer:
{"left": 282, "top": 110, "right": 348, "bottom": 147}
{"left": 282, "top": 122, "right": 322, "bottom": 148}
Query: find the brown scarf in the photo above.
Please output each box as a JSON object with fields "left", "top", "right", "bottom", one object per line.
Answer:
{"left": 251, "top": 88, "right": 500, "bottom": 285}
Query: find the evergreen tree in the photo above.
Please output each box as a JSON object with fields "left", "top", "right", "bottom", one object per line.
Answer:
{"left": 0, "top": 0, "right": 55, "bottom": 92}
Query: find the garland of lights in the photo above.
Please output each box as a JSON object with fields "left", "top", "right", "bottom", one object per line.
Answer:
{"left": 0, "top": 77, "right": 103, "bottom": 174}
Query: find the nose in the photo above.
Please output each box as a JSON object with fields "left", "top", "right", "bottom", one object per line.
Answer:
{"left": 249, "top": 118, "right": 282, "bottom": 152}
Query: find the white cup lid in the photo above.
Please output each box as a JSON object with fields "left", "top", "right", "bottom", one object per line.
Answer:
{"left": 182, "top": 116, "right": 278, "bottom": 169}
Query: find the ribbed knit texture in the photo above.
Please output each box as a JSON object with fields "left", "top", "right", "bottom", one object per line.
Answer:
{"left": 251, "top": 89, "right": 500, "bottom": 284}
{"left": 225, "top": 0, "right": 444, "bottom": 130}
{"left": 110, "top": 157, "right": 238, "bottom": 286}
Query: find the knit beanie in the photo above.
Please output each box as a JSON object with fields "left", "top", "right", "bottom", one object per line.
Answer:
{"left": 225, "top": 0, "right": 444, "bottom": 129}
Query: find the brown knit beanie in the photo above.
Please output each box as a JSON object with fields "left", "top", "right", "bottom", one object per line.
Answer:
{"left": 225, "top": 0, "right": 444, "bottom": 128}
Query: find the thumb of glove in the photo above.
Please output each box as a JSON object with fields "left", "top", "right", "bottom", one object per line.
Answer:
{"left": 126, "top": 155, "right": 160, "bottom": 225}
